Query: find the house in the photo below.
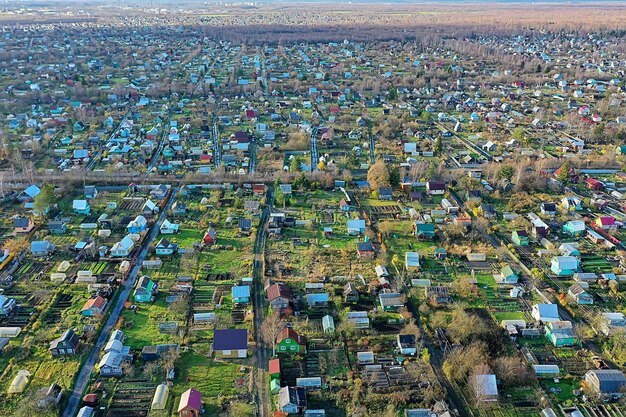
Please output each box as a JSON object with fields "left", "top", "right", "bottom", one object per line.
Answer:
{"left": 511, "top": 230, "right": 529, "bottom": 246}
{"left": 31, "top": 240, "right": 54, "bottom": 256}
{"left": 160, "top": 219, "right": 179, "bottom": 234}
{"left": 178, "top": 388, "right": 202, "bottom": 417}
{"left": 155, "top": 238, "right": 178, "bottom": 256}
{"left": 0, "top": 295, "right": 16, "bottom": 316}
{"left": 472, "top": 374, "right": 498, "bottom": 402}
{"left": 81, "top": 296, "right": 107, "bottom": 317}
{"left": 343, "top": 283, "right": 359, "bottom": 302}
{"left": 347, "top": 219, "right": 366, "bottom": 235}
{"left": 203, "top": 227, "right": 217, "bottom": 244}
{"left": 238, "top": 218, "right": 253, "bottom": 232}
{"left": 277, "top": 328, "right": 307, "bottom": 354}
{"left": 560, "top": 243, "right": 581, "bottom": 257}
{"left": 600, "top": 312, "right": 626, "bottom": 336}
{"left": 213, "top": 329, "right": 248, "bottom": 358}
{"left": 586, "top": 178, "right": 604, "bottom": 191}
{"left": 134, "top": 276, "right": 157, "bottom": 303}
{"left": 322, "top": 315, "right": 335, "bottom": 334}
{"left": 48, "top": 220, "right": 67, "bottom": 234}
{"left": 111, "top": 235, "right": 135, "bottom": 257}
{"left": 127, "top": 215, "right": 148, "bottom": 233}
{"left": 84, "top": 186, "right": 98, "bottom": 199}
{"left": 397, "top": 334, "right": 417, "bottom": 355}
{"left": 267, "top": 283, "right": 292, "bottom": 310}
{"left": 532, "top": 304, "right": 560, "bottom": 323}
{"left": 425, "top": 286, "right": 452, "bottom": 305}
{"left": 150, "top": 184, "right": 169, "bottom": 200}
{"left": 551, "top": 256, "right": 579, "bottom": 276}
{"left": 72, "top": 199, "right": 91, "bottom": 215}
{"left": 545, "top": 321, "right": 577, "bottom": 347}
{"left": 378, "top": 187, "right": 392, "bottom": 200}
{"left": 305, "top": 293, "right": 329, "bottom": 308}
{"left": 378, "top": 292, "right": 405, "bottom": 311}
{"left": 357, "top": 242, "right": 374, "bottom": 258}
{"left": 561, "top": 196, "right": 582, "bottom": 211}
{"left": 19, "top": 184, "right": 41, "bottom": 202}
{"left": 568, "top": 283, "right": 593, "bottom": 305}
{"left": 414, "top": 223, "right": 435, "bottom": 240}
{"left": 584, "top": 370, "right": 626, "bottom": 399}
{"left": 596, "top": 216, "right": 617, "bottom": 230}
{"left": 232, "top": 286, "right": 251, "bottom": 303}
{"left": 563, "top": 220, "right": 586, "bottom": 237}
{"left": 497, "top": 265, "right": 518, "bottom": 284}
{"left": 172, "top": 201, "right": 186, "bottom": 215}
{"left": 141, "top": 344, "right": 179, "bottom": 361}
{"left": 49, "top": 329, "right": 80, "bottom": 356}
{"left": 143, "top": 199, "right": 159, "bottom": 215}
{"left": 405, "top": 252, "right": 420, "bottom": 271}
{"left": 13, "top": 217, "right": 34, "bottom": 234}
{"left": 278, "top": 386, "right": 307, "bottom": 414}
{"left": 426, "top": 181, "right": 446, "bottom": 195}
{"left": 540, "top": 202, "right": 557, "bottom": 216}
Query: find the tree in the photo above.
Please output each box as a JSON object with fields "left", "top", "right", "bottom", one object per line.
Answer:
{"left": 556, "top": 161, "right": 571, "bottom": 183}
{"left": 434, "top": 136, "right": 443, "bottom": 154}
{"left": 367, "top": 159, "right": 390, "bottom": 190}
{"left": 34, "top": 184, "right": 55, "bottom": 216}
{"left": 387, "top": 86, "right": 398, "bottom": 100}
{"left": 499, "top": 165, "right": 514, "bottom": 181}
{"left": 2, "top": 237, "right": 29, "bottom": 256}
{"left": 261, "top": 312, "right": 285, "bottom": 356}
{"left": 512, "top": 127, "right": 525, "bottom": 142}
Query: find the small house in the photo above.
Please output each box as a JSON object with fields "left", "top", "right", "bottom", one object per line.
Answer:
{"left": 497, "top": 265, "right": 518, "bottom": 285}
{"left": 269, "top": 358, "right": 281, "bottom": 381}
{"left": 178, "top": 388, "right": 202, "bottom": 417}
{"left": 414, "top": 223, "right": 435, "bottom": 240}
{"left": 343, "top": 283, "right": 359, "bottom": 302}
{"left": 305, "top": 293, "right": 329, "bottom": 308}
{"left": 397, "top": 334, "right": 417, "bottom": 355}
{"left": 49, "top": 220, "right": 67, "bottom": 234}
{"left": 378, "top": 292, "right": 404, "bottom": 311}
{"left": 111, "top": 235, "right": 135, "bottom": 257}
{"left": 540, "top": 202, "right": 557, "bottom": 216}
{"left": 0, "top": 295, "right": 16, "bottom": 316}
{"left": 277, "top": 328, "right": 307, "bottom": 354}
{"left": 72, "top": 200, "right": 91, "bottom": 215}
{"left": 551, "top": 256, "right": 579, "bottom": 276}
{"left": 81, "top": 296, "right": 107, "bottom": 317}
{"left": 84, "top": 186, "right": 98, "bottom": 199}
{"left": 531, "top": 304, "right": 560, "bottom": 323}
{"left": 127, "top": 215, "right": 148, "bottom": 233}
{"left": 267, "top": 283, "right": 292, "bottom": 310}
{"left": 426, "top": 181, "right": 446, "bottom": 195}
{"left": 13, "top": 217, "right": 34, "bottom": 234}
{"left": 511, "top": 230, "right": 529, "bottom": 246}
{"left": 545, "top": 320, "right": 577, "bottom": 347}
{"left": 159, "top": 219, "right": 179, "bottom": 234}
{"left": 49, "top": 329, "right": 80, "bottom": 356}
{"left": 155, "top": 238, "right": 178, "bottom": 256}
{"left": 568, "top": 283, "right": 593, "bottom": 305}
{"left": 563, "top": 220, "right": 586, "bottom": 237}
{"left": 584, "top": 370, "right": 626, "bottom": 399}
{"left": 357, "top": 242, "right": 374, "bottom": 258}
{"left": 601, "top": 313, "right": 626, "bottom": 336}
{"left": 278, "top": 386, "right": 307, "bottom": 414}
{"left": 31, "top": 240, "right": 54, "bottom": 256}
{"left": 203, "top": 227, "right": 217, "bottom": 244}
{"left": 232, "top": 286, "right": 251, "bottom": 303}
{"left": 586, "top": 178, "right": 604, "bottom": 191}
{"left": 347, "top": 219, "right": 366, "bottom": 235}
{"left": 213, "top": 329, "right": 248, "bottom": 358}
{"left": 425, "top": 286, "right": 452, "bottom": 305}
{"left": 134, "top": 276, "right": 157, "bottom": 303}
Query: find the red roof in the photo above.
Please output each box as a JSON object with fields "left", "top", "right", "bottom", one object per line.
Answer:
{"left": 277, "top": 328, "right": 307, "bottom": 346}
{"left": 82, "top": 296, "right": 106, "bottom": 311}
{"left": 269, "top": 358, "right": 280, "bottom": 375}
{"left": 267, "top": 283, "right": 292, "bottom": 302}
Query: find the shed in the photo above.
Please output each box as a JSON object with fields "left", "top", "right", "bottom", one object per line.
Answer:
{"left": 151, "top": 383, "right": 169, "bottom": 410}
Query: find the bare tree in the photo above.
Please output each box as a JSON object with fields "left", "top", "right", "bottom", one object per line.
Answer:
{"left": 260, "top": 312, "right": 285, "bottom": 356}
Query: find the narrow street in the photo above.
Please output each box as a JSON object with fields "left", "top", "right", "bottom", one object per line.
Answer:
{"left": 63, "top": 187, "right": 178, "bottom": 417}
{"left": 252, "top": 187, "right": 273, "bottom": 417}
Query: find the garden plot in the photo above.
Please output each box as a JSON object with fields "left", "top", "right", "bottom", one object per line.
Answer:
{"left": 106, "top": 380, "right": 156, "bottom": 417}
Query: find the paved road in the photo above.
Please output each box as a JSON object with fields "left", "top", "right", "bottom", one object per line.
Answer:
{"left": 86, "top": 108, "right": 133, "bottom": 171}
{"left": 252, "top": 187, "right": 273, "bottom": 417}
{"left": 147, "top": 111, "right": 171, "bottom": 173}
{"left": 62, "top": 187, "right": 177, "bottom": 417}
